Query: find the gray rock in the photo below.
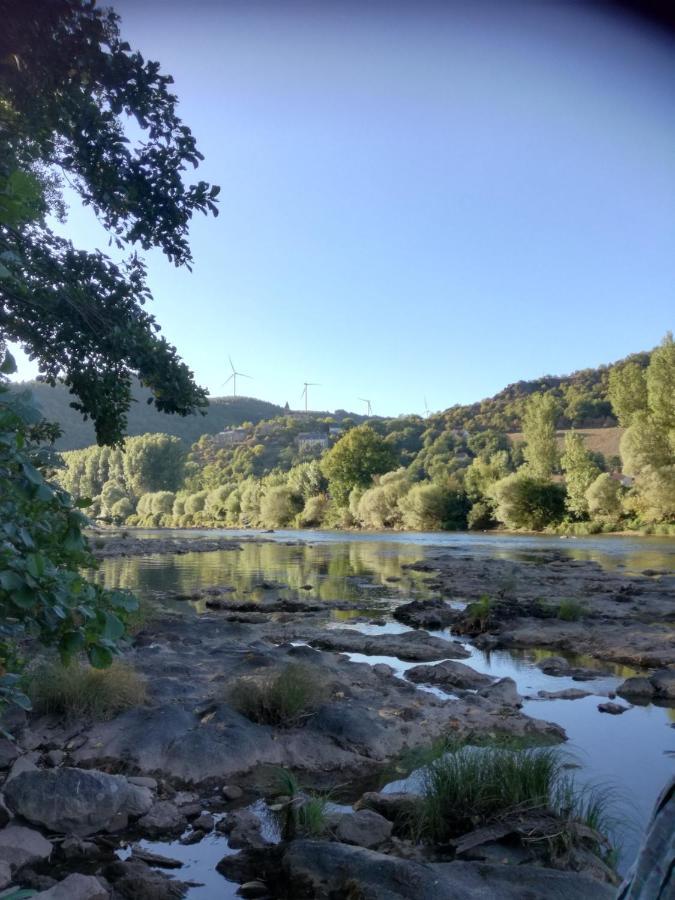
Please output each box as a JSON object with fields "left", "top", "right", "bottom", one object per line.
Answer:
{"left": 5, "top": 751, "right": 39, "bottom": 782}
{"left": 650, "top": 668, "right": 675, "bottom": 699}
{"left": 538, "top": 688, "right": 591, "bottom": 700}
{"left": 61, "top": 836, "right": 101, "bottom": 860}
{"left": 32, "top": 873, "right": 109, "bottom": 899}
{"left": 137, "top": 801, "right": 186, "bottom": 838}
{"left": 393, "top": 598, "right": 457, "bottom": 629}
{"left": 218, "top": 808, "right": 268, "bottom": 849}
{"left": 478, "top": 677, "right": 522, "bottom": 707}
{"left": 281, "top": 840, "right": 615, "bottom": 899}
{"left": 536, "top": 656, "right": 571, "bottom": 676}
{"left": 616, "top": 676, "right": 655, "bottom": 700}
{"left": 406, "top": 660, "right": 492, "bottom": 690}
{"left": 598, "top": 702, "right": 629, "bottom": 715}
{"left": 222, "top": 784, "right": 244, "bottom": 801}
{"left": 334, "top": 809, "right": 393, "bottom": 848}
{"left": 356, "top": 791, "right": 422, "bottom": 828}
{"left": 192, "top": 812, "right": 214, "bottom": 831}
{"left": 128, "top": 776, "right": 158, "bottom": 790}
{"left": 104, "top": 859, "right": 188, "bottom": 898}
{"left": 0, "top": 823, "right": 52, "bottom": 872}
{"left": 0, "top": 860, "right": 10, "bottom": 890}
{"left": 45, "top": 749, "right": 65, "bottom": 768}
{"left": 3, "top": 768, "right": 153, "bottom": 836}
{"left": 238, "top": 881, "right": 269, "bottom": 899}
{"left": 312, "top": 628, "right": 469, "bottom": 661}
{"left": 0, "top": 739, "right": 19, "bottom": 770}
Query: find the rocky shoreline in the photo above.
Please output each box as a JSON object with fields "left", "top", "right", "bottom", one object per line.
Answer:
{"left": 0, "top": 533, "right": 672, "bottom": 897}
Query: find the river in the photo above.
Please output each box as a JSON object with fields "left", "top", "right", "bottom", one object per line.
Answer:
{"left": 97, "top": 528, "right": 675, "bottom": 887}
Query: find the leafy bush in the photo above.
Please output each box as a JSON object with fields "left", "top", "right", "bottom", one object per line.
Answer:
{"left": 398, "top": 482, "right": 468, "bottom": 531}
{"left": 28, "top": 660, "right": 146, "bottom": 720}
{"left": 259, "top": 485, "right": 303, "bottom": 528}
{"left": 464, "top": 594, "right": 492, "bottom": 632}
{"left": 228, "top": 663, "right": 326, "bottom": 726}
{"left": 0, "top": 357, "right": 139, "bottom": 716}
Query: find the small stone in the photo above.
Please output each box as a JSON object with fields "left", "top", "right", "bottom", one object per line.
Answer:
{"left": 45, "top": 749, "right": 65, "bottom": 768}
{"left": 222, "top": 784, "right": 244, "bottom": 801}
{"left": 127, "top": 776, "right": 158, "bottom": 791}
{"left": 137, "top": 801, "right": 186, "bottom": 838}
{"left": 598, "top": 702, "right": 629, "bottom": 715}
{"left": 192, "top": 812, "right": 214, "bottom": 831}
{"left": 180, "top": 828, "right": 205, "bottom": 845}
{"left": 334, "top": 809, "right": 393, "bottom": 848}
{"left": 181, "top": 802, "right": 202, "bottom": 820}
{"left": 239, "top": 880, "right": 269, "bottom": 898}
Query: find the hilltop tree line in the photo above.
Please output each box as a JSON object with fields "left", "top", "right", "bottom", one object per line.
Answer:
{"left": 57, "top": 335, "right": 675, "bottom": 534}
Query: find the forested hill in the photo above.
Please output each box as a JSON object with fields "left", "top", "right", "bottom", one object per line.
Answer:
{"left": 12, "top": 346, "right": 652, "bottom": 450}
{"left": 435, "top": 349, "right": 651, "bottom": 433}
{"left": 10, "top": 380, "right": 286, "bottom": 450}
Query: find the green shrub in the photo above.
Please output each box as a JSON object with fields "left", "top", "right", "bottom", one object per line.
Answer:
{"left": 274, "top": 769, "right": 330, "bottom": 839}
{"left": 228, "top": 663, "right": 326, "bottom": 727}
{"left": 28, "top": 660, "right": 146, "bottom": 720}
{"left": 558, "top": 599, "right": 585, "bottom": 621}
{"left": 464, "top": 594, "right": 491, "bottom": 631}
{"left": 490, "top": 473, "right": 566, "bottom": 530}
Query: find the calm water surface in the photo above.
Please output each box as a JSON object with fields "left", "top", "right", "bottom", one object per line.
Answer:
{"left": 99, "top": 529, "right": 674, "bottom": 886}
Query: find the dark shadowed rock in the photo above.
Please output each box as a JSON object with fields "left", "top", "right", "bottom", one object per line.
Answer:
{"left": 311, "top": 628, "right": 469, "bottom": 661}
{"left": 649, "top": 668, "right": 675, "bottom": 699}
{"left": 137, "top": 801, "right": 186, "bottom": 838}
{"left": 0, "top": 823, "right": 52, "bottom": 872}
{"left": 406, "top": 660, "right": 492, "bottom": 690}
{"left": 3, "top": 768, "right": 153, "bottom": 836}
{"left": 616, "top": 677, "right": 654, "bottom": 701}
{"left": 104, "top": 859, "right": 189, "bottom": 898}
{"left": 333, "top": 809, "right": 393, "bottom": 848}
{"left": 538, "top": 688, "right": 591, "bottom": 700}
{"left": 393, "top": 599, "right": 457, "bottom": 629}
{"left": 355, "top": 791, "right": 422, "bottom": 830}
{"left": 218, "top": 808, "right": 269, "bottom": 849}
{"left": 478, "top": 677, "right": 522, "bottom": 707}
{"left": 281, "top": 840, "right": 615, "bottom": 899}
{"left": 31, "top": 873, "right": 109, "bottom": 899}
{"left": 598, "top": 702, "right": 629, "bottom": 715}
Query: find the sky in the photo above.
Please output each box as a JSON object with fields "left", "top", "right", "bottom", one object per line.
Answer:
{"left": 11, "top": 0, "right": 675, "bottom": 417}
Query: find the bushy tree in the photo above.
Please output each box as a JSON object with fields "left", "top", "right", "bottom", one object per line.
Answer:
{"left": 490, "top": 473, "right": 566, "bottom": 530}
{"left": 297, "top": 494, "right": 329, "bottom": 527}
{"left": 522, "top": 393, "right": 559, "bottom": 479}
{"left": 608, "top": 362, "right": 648, "bottom": 427}
{"left": 260, "top": 486, "right": 302, "bottom": 528}
{"left": 321, "top": 425, "right": 396, "bottom": 506}
{"left": 398, "top": 482, "right": 468, "bottom": 531}
{"left": 585, "top": 473, "right": 622, "bottom": 520}
{"left": 0, "top": 0, "right": 218, "bottom": 444}
{"left": 356, "top": 469, "right": 409, "bottom": 529}
{"left": 560, "top": 432, "right": 600, "bottom": 519}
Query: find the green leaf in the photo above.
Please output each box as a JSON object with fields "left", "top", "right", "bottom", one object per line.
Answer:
{"left": 0, "top": 571, "right": 24, "bottom": 591}
{"left": 88, "top": 645, "right": 113, "bottom": 669}
{"left": 60, "top": 631, "right": 85, "bottom": 659}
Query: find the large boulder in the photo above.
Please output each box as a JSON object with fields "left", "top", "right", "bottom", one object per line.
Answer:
{"left": 137, "top": 801, "right": 186, "bottom": 838}
{"left": 649, "top": 668, "right": 675, "bottom": 699}
{"left": 281, "top": 840, "right": 615, "bottom": 899}
{"left": 0, "top": 823, "right": 52, "bottom": 872}
{"left": 393, "top": 599, "right": 457, "bottom": 630}
{"left": 3, "top": 768, "right": 153, "bottom": 836}
{"left": 478, "top": 677, "right": 522, "bottom": 708}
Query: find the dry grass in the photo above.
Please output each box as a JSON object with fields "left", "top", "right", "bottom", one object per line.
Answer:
{"left": 28, "top": 660, "right": 147, "bottom": 720}
{"left": 228, "top": 663, "right": 326, "bottom": 727}
{"left": 508, "top": 427, "right": 624, "bottom": 459}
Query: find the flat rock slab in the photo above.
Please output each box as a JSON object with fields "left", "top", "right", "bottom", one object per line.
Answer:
{"left": 406, "top": 660, "right": 493, "bottom": 690}
{"left": 311, "top": 628, "right": 469, "bottom": 661}
{"left": 281, "top": 840, "right": 615, "bottom": 899}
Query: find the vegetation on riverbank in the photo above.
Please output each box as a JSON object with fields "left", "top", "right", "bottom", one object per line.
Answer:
{"left": 56, "top": 336, "right": 675, "bottom": 536}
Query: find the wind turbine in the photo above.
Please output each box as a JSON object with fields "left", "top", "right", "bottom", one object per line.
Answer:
{"left": 300, "top": 382, "right": 319, "bottom": 413}
{"left": 424, "top": 396, "right": 431, "bottom": 418}
{"left": 359, "top": 398, "right": 372, "bottom": 417}
{"left": 223, "top": 356, "right": 252, "bottom": 397}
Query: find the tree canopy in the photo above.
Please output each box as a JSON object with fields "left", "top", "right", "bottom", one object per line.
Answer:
{"left": 0, "top": 0, "right": 219, "bottom": 444}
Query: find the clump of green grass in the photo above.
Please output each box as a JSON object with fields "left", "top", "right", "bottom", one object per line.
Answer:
{"left": 28, "top": 660, "right": 147, "bottom": 720}
{"left": 228, "top": 663, "right": 326, "bottom": 727}
{"left": 418, "top": 744, "right": 616, "bottom": 866}
{"left": 273, "top": 768, "right": 330, "bottom": 839}
{"left": 558, "top": 599, "right": 585, "bottom": 621}
{"left": 464, "top": 594, "right": 492, "bottom": 632}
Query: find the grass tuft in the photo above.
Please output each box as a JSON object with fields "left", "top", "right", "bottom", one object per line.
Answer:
{"left": 273, "top": 768, "right": 330, "bottom": 840}
{"left": 28, "top": 660, "right": 147, "bottom": 721}
{"left": 464, "top": 594, "right": 492, "bottom": 631}
{"left": 558, "top": 599, "right": 585, "bottom": 621}
{"left": 228, "top": 663, "right": 326, "bottom": 727}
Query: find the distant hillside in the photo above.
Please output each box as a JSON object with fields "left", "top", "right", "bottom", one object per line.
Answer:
{"left": 435, "top": 350, "right": 651, "bottom": 432}
{"left": 11, "top": 380, "right": 286, "bottom": 450}
{"left": 508, "top": 427, "right": 624, "bottom": 461}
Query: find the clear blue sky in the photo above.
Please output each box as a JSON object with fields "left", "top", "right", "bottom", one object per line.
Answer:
{"left": 12, "top": 0, "right": 675, "bottom": 417}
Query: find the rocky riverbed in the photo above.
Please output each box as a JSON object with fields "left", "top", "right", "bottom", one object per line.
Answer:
{"left": 0, "top": 530, "right": 672, "bottom": 898}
